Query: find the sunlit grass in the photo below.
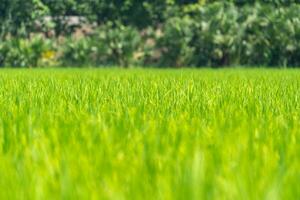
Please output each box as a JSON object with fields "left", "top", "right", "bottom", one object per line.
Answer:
{"left": 0, "top": 68, "right": 299, "bottom": 199}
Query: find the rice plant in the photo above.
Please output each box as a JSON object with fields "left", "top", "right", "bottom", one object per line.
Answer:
{"left": 0, "top": 69, "right": 299, "bottom": 199}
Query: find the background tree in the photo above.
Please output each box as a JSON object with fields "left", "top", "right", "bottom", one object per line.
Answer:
{"left": 0, "top": 0, "right": 48, "bottom": 39}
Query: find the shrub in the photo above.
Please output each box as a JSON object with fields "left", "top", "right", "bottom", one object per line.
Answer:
{"left": 92, "top": 22, "right": 142, "bottom": 67}
{"left": 173, "top": 2, "right": 300, "bottom": 67}
{"left": 139, "top": 27, "right": 161, "bottom": 66}
{"left": 236, "top": 3, "right": 300, "bottom": 67}
{"left": 60, "top": 37, "right": 96, "bottom": 67}
{"left": 0, "top": 35, "right": 56, "bottom": 67}
{"left": 2, "top": 2, "right": 300, "bottom": 68}
{"left": 157, "top": 16, "right": 196, "bottom": 67}
{"left": 190, "top": 2, "right": 240, "bottom": 66}
{"left": 60, "top": 22, "right": 142, "bottom": 68}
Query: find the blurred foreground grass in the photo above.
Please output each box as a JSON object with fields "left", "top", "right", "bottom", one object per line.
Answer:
{"left": 0, "top": 69, "right": 299, "bottom": 199}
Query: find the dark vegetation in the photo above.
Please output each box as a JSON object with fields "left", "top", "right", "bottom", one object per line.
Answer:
{"left": 0, "top": 0, "right": 300, "bottom": 67}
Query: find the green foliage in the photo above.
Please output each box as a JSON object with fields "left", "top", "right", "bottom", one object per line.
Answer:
{"left": 1, "top": 1, "right": 300, "bottom": 67}
{"left": 0, "top": 69, "right": 299, "bottom": 199}
{"left": 41, "top": 0, "right": 89, "bottom": 36}
{"left": 60, "top": 37, "right": 95, "bottom": 67}
{"left": 193, "top": 2, "right": 240, "bottom": 66}
{"left": 157, "top": 2, "right": 300, "bottom": 67}
{"left": 1, "top": 0, "right": 300, "bottom": 38}
{"left": 85, "top": 0, "right": 173, "bottom": 28}
{"left": 0, "top": 35, "right": 56, "bottom": 67}
{"left": 92, "top": 22, "right": 142, "bottom": 67}
{"left": 157, "top": 16, "right": 196, "bottom": 67}
{"left": 60, "top": 22, "right": 142, "bottom": 67}
{"left": 0, "top": 0, "right": 48, "bottom": 39}
{"left": 235, "top": 3, "right": 300, "bottom": 66}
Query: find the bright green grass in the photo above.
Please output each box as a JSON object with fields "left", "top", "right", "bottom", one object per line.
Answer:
{"left": 0, "top": 69, "right": 299, "bottom": 200}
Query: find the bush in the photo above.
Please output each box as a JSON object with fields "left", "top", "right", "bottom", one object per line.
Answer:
{"left": 191, "top": 2, "right": 240, "bottom": 66}
{"left": 60, "top": 22, "right": 142, "bottom": 68}
{"left": 60, "top": 37, "right": 96, "bottom": 67}
{"left": 92, "top": 22, "right": 142, "bottom": 67}
{"left": 139, "top": 27, "right": 161, "bottom": 66}
{"left": 158, "top": 2, "right": 300, "bottom": 67}
{"left": 236, "top": 3, "right": 300, "bottom": 67}
{"left": 0, "top": 35, "right": 56, "bottom": 67}
{"left": 1, "top": 2, "right": 300, "bottom": 68}
{"left": 157, "top": 16, "right": 196, "bottom": 67}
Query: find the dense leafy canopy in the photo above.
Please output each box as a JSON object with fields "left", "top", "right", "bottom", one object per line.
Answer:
{"left": 1, "top": 0, "right": 299, "bottom": 37}
{"left": 0, "top": 0, "right": 300, "bottom": 67}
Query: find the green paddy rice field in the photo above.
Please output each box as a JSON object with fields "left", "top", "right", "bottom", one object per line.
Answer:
{"left": 0, "top": 69, "right": 299, "bottom": 199}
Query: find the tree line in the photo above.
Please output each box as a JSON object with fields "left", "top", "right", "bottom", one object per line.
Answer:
{"left": 0, "top": 0, "right": 300, "bottom": 67}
